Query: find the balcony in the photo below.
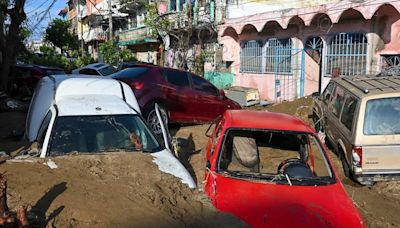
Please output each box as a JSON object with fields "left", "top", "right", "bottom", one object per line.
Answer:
{"left": 118, "top": 26, "right": 157, "bottom": 46}
{"left": 82, "top": 27, "right": 107, "bottom": 42}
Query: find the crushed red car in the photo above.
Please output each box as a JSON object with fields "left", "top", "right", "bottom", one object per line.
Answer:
{"left": 110, "top": 66, "right": 241, "bottom": 134}
{"left": 204, "top": 110, "right": 364, "bottom": 227}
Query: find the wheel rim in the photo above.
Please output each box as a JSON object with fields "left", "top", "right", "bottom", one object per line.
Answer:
{"left": 147, "top": 108, "right": 168, "bottom": 134}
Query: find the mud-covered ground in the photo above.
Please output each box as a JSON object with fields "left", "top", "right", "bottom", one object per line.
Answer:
{"left": 1, "top": 97, "right": 400, "bottom": 227}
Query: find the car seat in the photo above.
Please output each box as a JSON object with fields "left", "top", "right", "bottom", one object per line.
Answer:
{"left": 231, "top": 136, "right": 260, "bottom": 172}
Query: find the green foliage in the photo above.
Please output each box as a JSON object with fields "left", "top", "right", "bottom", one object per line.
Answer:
{"left": 75, "top": 54, "right": 95, "bottom": 68}
{"left": 45, "top": 19, "right": 78, "bottom": 52}
{"left": 99, "top": 41, "right": 136, "bottom": 66}
{"left": 144, "top": 3, "right": 170, "bottom": 37}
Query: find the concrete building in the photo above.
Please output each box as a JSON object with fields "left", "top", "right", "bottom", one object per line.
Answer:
{"left": 219, "top": 0, "right": 400, "bottom": 102}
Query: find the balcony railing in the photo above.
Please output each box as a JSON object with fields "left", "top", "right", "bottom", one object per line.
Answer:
{"left": 118, "top": 26, "right": 157, "bottom": 46}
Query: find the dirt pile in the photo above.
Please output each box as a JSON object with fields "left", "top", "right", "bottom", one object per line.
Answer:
{"left": 0, "top": 154, "right": 246, "bottom": 227}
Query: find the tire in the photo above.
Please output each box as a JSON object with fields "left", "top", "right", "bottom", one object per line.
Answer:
{"left": 340, "top": 151, "right": 352, "bottom": 179}
{"left": 144, "top": 103, "right": 168, "bottom": 135}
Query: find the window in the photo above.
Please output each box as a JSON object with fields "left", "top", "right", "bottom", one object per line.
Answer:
{"left": 164, "top": 70, "right": 190, "bottom": 87}
{"left": 79, "top": 69, "right": 100, "bottom": 75}
{"left": 322, "top": 82, "right": 335, "bottom": 104}
{"left": 326, "top": 33, "right": 367, "bottom": 76}
{"left": 331, "top": 86, "right": 345, "bottom": 118}
{"left": 49, "top": 115, "right": 161, "bottom": 155}
{"left": 340, "top": 95, "right": 358, "bottom": 131}
{"left": 191, "top": 74, "right": 219, "bottom": 96}
{"left": 364, "top": 98, "right": 400, "bottom": 135}
{"left": 240, "top": 40, "right": 262, "bottom": 73}
{"left": 114, "top": 67, "right": 150, "bottom": 79}
{"left": 380, "top": 55, "right": 400, "bottom": 76}
{"left": 218, "top": 129, "right": 334, "bottom": 186}
{"left": 265, "top": 38, "right": 292, "bottom": 74}
{"left": 98, "top": 66, "right": 116, "bottom": 76}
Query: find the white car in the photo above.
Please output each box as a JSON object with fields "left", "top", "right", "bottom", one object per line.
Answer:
{"left": 25, "top": 75, "right": 196, "bottom": 188}
{"left": 72, "top": 63, "right": 116, "bottom": 76}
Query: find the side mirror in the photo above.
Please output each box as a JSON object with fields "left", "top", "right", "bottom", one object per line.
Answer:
{"left": 218, "top": 89, "right": 225, "bottom": 100}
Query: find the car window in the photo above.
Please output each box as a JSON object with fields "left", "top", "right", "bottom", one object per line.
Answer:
{"left": 79, "top": 69, "right": 100, "bottom": 75}
{"left": 191, "top": 74, "right": 219, "bottom": 96}
{"left": 340, "top": 95, "right": 358, "bottom": 131}
{"left": 218, "top": 129, "right": 334, "bottom": 186}
{"left": 331, "top": 86, "right": 345, "bottom": 118}
{"left": 322, "top": 82, "right": 335, "bottom": 104}
{"left": 364, "top": 97, "right": 400, "bottom": 135}
{"left": 98, "top": 66, "right": 117, "bottom": 76}
{"left": 113, "top": 67, "right": 150, "bottom": 79}
{"left": 164, "top": 70, "right": 190, "bottom": 87}
{"left": 49, "top": 115, "right": 161, "bottom": 155}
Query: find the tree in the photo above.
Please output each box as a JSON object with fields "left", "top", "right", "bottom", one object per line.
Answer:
{"left": 99, "top": 41, "right": 136, "bottom": 66}
{"left": 0, "top": 0, "right": 27, "bottom": 91}
{"left": 45, "top": 18, "right": 78, "bottom": 53}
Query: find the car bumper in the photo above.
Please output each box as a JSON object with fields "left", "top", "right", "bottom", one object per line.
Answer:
{"left": 354, "top": 173, "right": 400, "bottom": 183}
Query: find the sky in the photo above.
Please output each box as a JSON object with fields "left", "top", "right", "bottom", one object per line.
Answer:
{"left": 24, "top": 0, "right": 68, "bottom": 41}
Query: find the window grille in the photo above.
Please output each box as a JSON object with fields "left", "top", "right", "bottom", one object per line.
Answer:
{"left": 240, "top": 40, "right": 263, "bottom": 73}
{"left": 325, "top": 33, "right": 367, "bottom": 76}
{"left": 264, "top": 38, "right": 292, "bottom": 74}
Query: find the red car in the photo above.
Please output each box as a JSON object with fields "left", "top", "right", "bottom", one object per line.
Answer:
{"left": 110, "top": 66, "right": 241, "bottom": 134}
{"left": 204, "top": 110, "right": 364, "bottom": 227}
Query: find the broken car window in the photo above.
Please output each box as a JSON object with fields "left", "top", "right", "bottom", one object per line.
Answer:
{"left": 49, "top": 114, "right": 161, "bottom": 155}
{"left": 218, "top": 129, "right": 334, "bottom": 186}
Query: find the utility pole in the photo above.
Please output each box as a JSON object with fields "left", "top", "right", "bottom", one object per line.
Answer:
{"left": 108, "top": 0, "right": 113, "bottom": 41}
{"left": 76, "top": 0, "right": 84, "bottom": 54}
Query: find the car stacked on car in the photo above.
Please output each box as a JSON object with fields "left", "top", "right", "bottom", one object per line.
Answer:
{"left": 109, "top": 65, "right": 241, "bottom": 134}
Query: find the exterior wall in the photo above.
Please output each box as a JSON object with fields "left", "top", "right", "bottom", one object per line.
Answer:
{"left": 227, "top": 0, "right": 338, "bottom": 19}
{"left": 219, "top": 0, "right": 400, "bottom": 102}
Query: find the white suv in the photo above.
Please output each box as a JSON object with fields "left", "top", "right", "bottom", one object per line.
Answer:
{"left": 25, "top": 75, "right": 195, "bottom": 188}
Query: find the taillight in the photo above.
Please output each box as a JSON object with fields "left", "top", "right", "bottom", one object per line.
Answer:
{"left": 130, "top": 81, "right": 144, "bottom": 90}
{"left": 352, "top": 146, "right": 362, "bottom": 167}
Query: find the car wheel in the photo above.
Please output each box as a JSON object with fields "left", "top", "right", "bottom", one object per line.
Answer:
{"left": 145, "top": 103, "right": 168, "bottom": 135}
{"left": 339, "top": 149, "right": 354, "bottom": 180}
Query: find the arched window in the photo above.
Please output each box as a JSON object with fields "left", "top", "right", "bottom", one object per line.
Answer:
{"left": 264, "top": 38, "right": 292, "bottom": 73}
{"left": 325, "top": 33, "right": 367, "bottom": 76}
{"left": 240, "top": 40, "right": 263, "bottom": 73}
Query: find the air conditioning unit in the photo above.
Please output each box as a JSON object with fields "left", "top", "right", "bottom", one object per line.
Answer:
{"left": 224, "top": 86, "right": 260, "bottom": 107}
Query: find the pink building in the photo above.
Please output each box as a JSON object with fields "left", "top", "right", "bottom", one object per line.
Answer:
{"left": 219, "top": 0, "right": 400, "bottom": 102}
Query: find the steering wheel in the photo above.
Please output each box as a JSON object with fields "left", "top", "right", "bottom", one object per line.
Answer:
{"left": 277, "top": 158, "right": 313, "bottom": 178}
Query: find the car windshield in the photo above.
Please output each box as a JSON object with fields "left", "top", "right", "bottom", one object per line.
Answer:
{"left": 218, "top": 129, "right": 335, "bottom": 186}
{"left": 98, "top": 66, "right": 116, "bottom": 76}
{"left": 49, "top": 115, "right": 162, "bottom": 156}
{"left": 364, "top": 97, "right": 400, "bottom": 135}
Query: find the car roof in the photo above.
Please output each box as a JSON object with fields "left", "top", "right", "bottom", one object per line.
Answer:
{"left": 332, "top": 76, "right": 400, "bottom": 98}
{"left": 223, "top": 110, "right": 314, "bottom": 133}
{"left": 85, "top": 63, "right": 109, "bottom": 69}
{"left": 57, "top": 94, "right": 136, "bottom": 116}
{"left": 26, "top": 75, "right": 141, "bottom": 142}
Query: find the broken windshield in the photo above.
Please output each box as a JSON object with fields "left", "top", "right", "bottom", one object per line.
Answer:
{"left": 217, "top": 129, "right": 335, "bottom": 186}
{"left": 49, "top": 114, "right": 162, "bottom": 156}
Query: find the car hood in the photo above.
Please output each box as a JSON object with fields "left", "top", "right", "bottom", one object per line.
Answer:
{"left": 151, "top": 149, "right": 196, "bottom": 189}
{"left": 215, "top": 175, "right": 364, "bottom": 228}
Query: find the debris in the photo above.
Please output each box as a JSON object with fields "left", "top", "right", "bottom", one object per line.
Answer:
{"left": 45, "top": 159, "right": 58, "bottom": 169}
{"left": 0, "top": 174, "right": 28, "bottom": 227}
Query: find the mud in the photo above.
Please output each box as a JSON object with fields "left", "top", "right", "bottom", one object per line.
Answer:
{"left": 0, "top": 154, "right": 246, "bottom": 227}
{"left": 2, "top": 97, "right": 400, "bottom": 227}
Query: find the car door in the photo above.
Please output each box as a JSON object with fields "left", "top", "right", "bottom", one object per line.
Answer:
{"left": 189, "top": 73, "right": 226, "bottom": 122}
{"left": 338, "top": 94, "right": 359, "bottom": 163}
{"left": 325, "top": 85, "right": 346, "bottom": 148}
{"left": 161, "top": 69, "right": 199, "bottom": 122}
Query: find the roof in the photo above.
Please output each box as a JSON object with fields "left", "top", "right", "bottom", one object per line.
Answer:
{"left": 334, "top": 76, "right": 400, "bottom": 98}
{"left": 57, "top": 95, "right": 136, "bottom": 116}
{"left": 224, "top": 110, "right": 314, "bottom": 133}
